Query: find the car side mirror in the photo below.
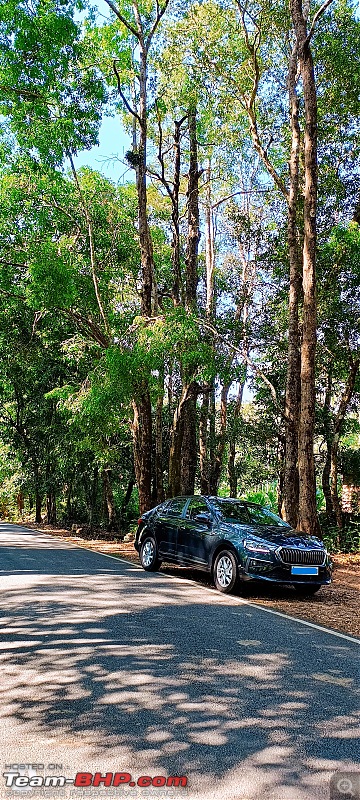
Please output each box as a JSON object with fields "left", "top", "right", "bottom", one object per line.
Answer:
{"left": 195, "top": 512, "right": 212, "bottom": 527}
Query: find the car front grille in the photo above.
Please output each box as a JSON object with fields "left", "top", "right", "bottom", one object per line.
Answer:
{"left": 278, "top": 548, "right": 325, "bottom": 566}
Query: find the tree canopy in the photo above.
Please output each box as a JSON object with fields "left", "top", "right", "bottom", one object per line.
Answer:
{"left": 0, "top": 0, "right": 359, "bottom": 543}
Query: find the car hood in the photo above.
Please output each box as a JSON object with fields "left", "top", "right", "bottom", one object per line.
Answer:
{"left": 222, "top": 524, "right": 324, "bottom": 550}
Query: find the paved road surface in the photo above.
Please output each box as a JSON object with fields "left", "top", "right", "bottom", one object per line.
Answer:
{"left": 0, "top": 522, "right": 359, "bottom": 800}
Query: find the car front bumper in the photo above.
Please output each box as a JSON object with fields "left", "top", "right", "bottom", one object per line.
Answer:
{"left": 240, "top": 556, "right": 332, "bottom": 585}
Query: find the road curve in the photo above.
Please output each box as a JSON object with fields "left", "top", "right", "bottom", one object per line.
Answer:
{"left": 0, "top": 521, "right": 359, "bottom": 800}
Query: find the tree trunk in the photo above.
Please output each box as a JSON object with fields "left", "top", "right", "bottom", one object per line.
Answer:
{"left": 291, "top": 0, "right": 320, "bottom": 535}
{"left": 35, "top": 491, "right": 42, "bottom": 524}
{"left": 185, "top": 107, "right": 200, "bottom": 310}
{"left": 199, "top": 392, "right": 210, "bottom": 494}
{"left": 171, "top": 118, "right": 184, "bottom": 305}
{"left": 102, "top": 468, "right": 116, "bottom": 530}
{"left": 154, "top": 371, "right": 165, "bottom": 504}
{"left": 205, "top": 158, "right": 215, "bottom": 317}
{"left": 122, "top": 477, "right": 135, "bottom": 512}
{"left": 180, "top": 395, "right": 197, "bottom": 495}
{"left": 168, "top": 382, "right": 199, "bottom": 497}
{"left": 330, "top": 359, "right": 360, "bottom": 528}
{"left": 210, "top": 382, "right": 231, "bottom": 494}
{"left": 66, "top": 483, "right": 72, "bottom": 521}
{"left": 132, "top": 388, "right": 152, "bottom": 514}
{"left": 284, "top": 42, "right": 302, "bottom": 528}
{"left": 228, "top": 378, "right": 246, "bottom": 498}
{"left": 137, "top": 47, "right": 154, "bottom": 316}
{"left": 228, "top": 438, "right": 237, "bottom": 498}
{"left": 209, "top": 385, "right": 216, "bottom": 482}
{"left": 321, "top": 367, "right": 334, "bottom": 516}
{"left": 330, "top": 434, "right": 343, "bottom": 529}
{"left": 46, "top": 491, "right": 57, "bottom": 525}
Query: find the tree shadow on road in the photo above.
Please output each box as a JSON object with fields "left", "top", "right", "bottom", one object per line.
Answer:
{"left": 0, "top": 531, "right": 358, "bottom": 800}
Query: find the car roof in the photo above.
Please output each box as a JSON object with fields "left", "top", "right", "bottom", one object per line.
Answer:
{"left": 162, "top": 495, "right": 263, "bottom": 509}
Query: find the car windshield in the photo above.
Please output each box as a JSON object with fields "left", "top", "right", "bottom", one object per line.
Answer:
{"left": 247, "top": 505, "right": 290, "bottom": 527}
{"left": 210, "top": 500, "right": 251, "bottom": 524}
{"left": 211, "top": 499, "right": 290, "bottom": 527}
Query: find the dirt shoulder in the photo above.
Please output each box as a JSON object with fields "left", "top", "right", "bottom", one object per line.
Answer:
{"left": 6, "top": 520, "right": 360, "bottom": 640}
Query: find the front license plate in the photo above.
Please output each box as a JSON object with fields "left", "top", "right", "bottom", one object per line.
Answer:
{"left": 291, "top": 566, "right": 319, "bottom": 576}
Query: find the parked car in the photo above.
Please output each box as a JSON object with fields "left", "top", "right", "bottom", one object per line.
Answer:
{"left": 135, "top": 495, "right": 332, "bottom": 594}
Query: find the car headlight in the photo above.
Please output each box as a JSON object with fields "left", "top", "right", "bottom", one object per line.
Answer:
{"left": 243, "top": 540, "right": 271, "bottom": 556}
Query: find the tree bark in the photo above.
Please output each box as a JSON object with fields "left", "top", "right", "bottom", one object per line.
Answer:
{"left": 171, "top": 118, "right": 184, "bottom": 305}
{"left": 291, "top": 0, "right": 320, "bottom": 535}
{"left": 46, "top": 491, "right": 57, "bottom": 525}
{"left": 102, "top": 468, "right": 116, "bottom": 530}
{"left": 180, "top": 394, "right": 197, "bottom": 495}
{"left": 199, "top": 392, "right": 210, "bottom": 494}
{"left": 185, "top": 108, "right": 200, "bottom": 311}
{"left": 137, "top": 47, "right": 154, "bottom": 316}
{"left": 154, "top": 370, "right": 165, "bottom": 504}
{"left": 205, "top": 158, "right": 215, "bottom": 317}
{"left": 321, "top": 367, "right": 334, "bottom": 516}
{"left": 284, "top": 42, "right": 302, "bottom": 528}
{"left": 330, "top": 358, "right": 360, "bottom": 527}
{"left": 228, "top": 378, "right": 246, "bottom": 498}
{"left": 35, "top": 491, "right": 42, "bottom": 524}
{"left": 132, "top": 388, "right": 152, "bottom": 514}
{"left": 210, "top": 382, "right": 231, "bottom": 494}
{"left": 168, "top": 382, "right": 199, "bottom": 497}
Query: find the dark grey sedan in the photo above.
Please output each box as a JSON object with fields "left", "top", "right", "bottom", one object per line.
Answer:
{"left": 134, "top": 495, "right": 332, "bottom": 595}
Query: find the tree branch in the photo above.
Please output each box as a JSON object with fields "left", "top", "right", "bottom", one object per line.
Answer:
{"left": 68, "top": 153, "right": 110, "bottom": 335}
{"left": 0, "top": 84, "right": 42, "bottom": 100}
{"left": 103, "top": 0, "right": 139, "bottom": 39}
{"left": 304, "top": 0, "right": 335, "bottom": 47}
{"left": 199, "top": 319, "right": 289, "bottom": 422}
{"left": 147, "top": 0, "right": 170, "bottom": 47}
{"left": 113, "top": 61, "right": 141, "bottom": 122}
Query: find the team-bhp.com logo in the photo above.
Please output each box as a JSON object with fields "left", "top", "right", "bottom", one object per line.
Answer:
{"left": 3, "top": 771, "right": 188, "bottom": 789}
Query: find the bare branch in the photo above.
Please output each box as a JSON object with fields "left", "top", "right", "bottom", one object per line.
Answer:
{"left": 68, "top": 153, "right": 109, "bottom": 334}
{"left": 113, "top": 61, "right": 141, "bottom": 122}
{"left": 63, "top": 309, "right": 110, "bottom": 349}
{"left": 305, "top": 0, "right": 334, "bottom": 46}
{"left": 0, "top": 259, "right": 28, "bottom": 270}
{"left": 0, "top": 286, "right": 26, "bottom": 301}
{"left": 0, "top": 84, "right": 42, "bottom": 100}
{"left": 211, "top": 189, "right": 269, "bottom": 210}
{"left": 147, "top": 0, "right": 170, "bottom": 47}
{"left": 199, "top": 319, "right": 289, "bottom": 422}
{"left": 103, "top": 0, "right": 139, "bottom": 39}
{"left": 132, "top": 0, "right": 145, "bottom": 45}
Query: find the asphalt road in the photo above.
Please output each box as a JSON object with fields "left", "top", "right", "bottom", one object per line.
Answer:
{"left": 0, "top": 521, "right": 359, "bottom": 800}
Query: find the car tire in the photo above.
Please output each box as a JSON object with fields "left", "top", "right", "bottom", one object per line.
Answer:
{"left": 140, "top": 535, "right": 161, "bottom": 572}
{"left": 293, "top": 584, "right": 321, "bottom": 596}
{"left": 213, "top": 550, "right": 238, "bottom": 594}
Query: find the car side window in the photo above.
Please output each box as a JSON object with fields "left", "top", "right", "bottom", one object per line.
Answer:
{"left": 165, "top": 498, "right": 187, "bottom": 518}
{"left": 186, "top": 498, "right": 210, "bottom": 520}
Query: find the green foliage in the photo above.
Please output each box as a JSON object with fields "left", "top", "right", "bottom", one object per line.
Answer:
{"left": 241, "top": 483, "right": 278, "bottom": 513}
{"left": 320, "top": 514, "right": 360, "bottom": 554}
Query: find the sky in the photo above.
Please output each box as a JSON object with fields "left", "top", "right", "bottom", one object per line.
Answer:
{"left": 74, "top": 116, "right": 132, "bottom": 184}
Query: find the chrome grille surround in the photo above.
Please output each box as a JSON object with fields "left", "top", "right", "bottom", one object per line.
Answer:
{"left": 276, "top": 547, "right": 326, "bottom": 567}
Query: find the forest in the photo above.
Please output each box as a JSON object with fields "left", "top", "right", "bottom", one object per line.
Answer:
{"left": 0, "top": 0, "right": 360, "bottom": 550}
